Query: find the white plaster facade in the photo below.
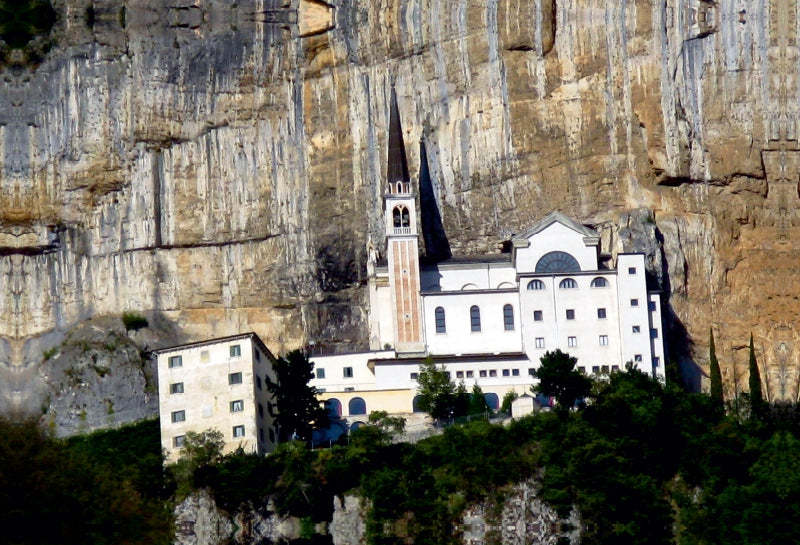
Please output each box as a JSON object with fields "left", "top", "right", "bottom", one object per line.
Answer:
{"left": 155, "top": 333, "right": 278, "bottom": 463}
{"left": 310, "top": 209, "right": 666, "bottom": 418}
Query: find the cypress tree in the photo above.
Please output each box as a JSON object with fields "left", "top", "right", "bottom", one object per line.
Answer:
{"left": 748, "top": 333, "right": 764, "bottom": 414}
{"left": 709, "top": 328, "right": 723, "bottom": 405}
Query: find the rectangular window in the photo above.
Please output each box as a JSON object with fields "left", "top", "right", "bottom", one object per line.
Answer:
{"left": 489, "top": 370, "right": 497, "bottom": 377}
{"left": 316, "top": 368, "right": 326, "bottom": 379}
{"left": 233, "top": 425, "right": 246, "bottom": 438}
{"left": 502, "top": 369, "right": 510, "bottom": 377}
{"left": 479, "top": 370, "right": 487, "bottom": 378}
{"left": 601, "top": 365, "right": 610, "bottom": 374}
{"left": 410, "top": 372, "right": 418, "bottom": 380}
{"left": 255, "top": 351, "right": 261, "bottom": 362}
{"left": 258, "top": 403, "right": 264, "bottom": 418}
{"left": 229, "top": 372, "right": 243, "bottom": 385}
{"left": 533, "top": 310, "right": 543, "bottom": 321}
{"left": 173, "top": 435, "right": 185, "bottom": 448}
{"left": 630, "top": 298, "right": 639, "bottom": 307}
{"left": 230, "top": 400, "right": 244, "bottom": 413}
{"left": 578, "top": 366, "right": 586, "bottom": 374}
{"left": 612, "top": 365, "right": 620, "bottom": 371}
{"left": 599, "top": 335, "right": 609, "bottom": 346}
{"left": 256, "top": 376, "right": 262, "bottom": 390}
{"left": 268, "top": 402, "right": 276, "bottom": 416}
{"left": 651, "top": 328, "right": 659, "bottom": 338}
{"left": 512, "top": 368, "right": 520, "bottom": 376}
{"left": 566, "top": 309, "right": 575, "bottom": 320}
{"left": 653, "top": 357, "right": 660, "bottom": 367}
{"left": 444, "top": 372, "right": 451, "bottom": 379}
{"left": 535, "top": 337, "right": 545, "bottom": 348}
{"left": 344, "top": 387, "right": 355, "bottom": 392}
{"left": 628, "top": 267, "right": 637, "bottom": 274}
{"left": 343, "top": 367, "right": 353, "bottom": 378}
{"left": 597, "top": 308, "right": 607, "bottom": 319}
{"left": 648, "top": 301, "right": 657, "bottom": 311}
{"left": 171, "top": 410, "right": 185, "bottom": 423}
{"left": 259, "top": 428, "right": 265, "bottom": 442}
{"left": 634, "top": 354, "right": 643, "bottom": 362}
{"left": 269, "top": 428, "right": 275, "bottom": 443}
{"left": 466, "top": 370, "right": 474, "bottom": 378}
{"left": 632, "top": 325, "right": 641, "bottom": 334}
{"left": 168, "top": 355, "right": 182, "bottom": 368}
{"left": 456, "top": 371, "right": 464, "bottom": 378}
{"left": 528, "top": 368, "right": 536, "bottom": 376}
{"left": 170, "top": 382, "right": 184, "bottom": 394}
{"left": 592, "top": 365, "right": 600, "bottom": 374}
{"left": 200, "top": 350, "right": 210, "bottom": 363}
{"left": 568, "top": 336, "right": 577, "bottom": 347}
{"left": 230, "top": 344, "right": 241, "bottom": 358}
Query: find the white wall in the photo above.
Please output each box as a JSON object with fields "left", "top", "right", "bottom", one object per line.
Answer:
{"left": 421, "top": 262, "right": 516, "bottom": 292}
{"left": 515, "top": 222, "right": 599, "bottom": 274}
{"left": 616, "top": 254, "right": 654, "bottom": 374}
{"left": 422, "top": 291, "right": 523, "bottom": 355}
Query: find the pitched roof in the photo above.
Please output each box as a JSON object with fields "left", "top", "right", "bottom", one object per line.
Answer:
{"left": 511, "top": 211, "right": 599, "bottom": 247}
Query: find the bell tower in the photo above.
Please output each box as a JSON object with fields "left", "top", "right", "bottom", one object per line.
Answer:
{"left": 384, "top": 90, "right": 425, "bottom": 354}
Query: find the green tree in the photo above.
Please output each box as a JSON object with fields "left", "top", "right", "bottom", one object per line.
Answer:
{"left": 468, "top": 384, "right": 489, "bottom": 415}
{"left": 748, "top": 333, "right": 766, "bottom": 417}
{"left": 453, "top": 380, "right": 470, "bottom": 417}
{"left": 367, "top": 410, "right": 406, "bottom": 436}
{"left": 709, "top": 328, "right": 723, "bottom": 406}
{"left": 417, "top": 359, "right": 455, "bottom": 421}
{"left": 268, "top": 350, "right": 329, "bottom": 442}
{"left": 532, "top": 349, "right": 592, "bottom": 412}
{"left": 500, "top": 390, "right": 519, "bottom": 414}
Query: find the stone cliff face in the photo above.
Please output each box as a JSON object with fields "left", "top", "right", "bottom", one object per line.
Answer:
{"left": 0, "top": 0, "right": 795, "bottom": 410}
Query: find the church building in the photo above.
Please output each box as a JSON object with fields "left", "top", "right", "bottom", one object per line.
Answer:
{"left": 308, "top": 92, "right": 666, "bottom": 426}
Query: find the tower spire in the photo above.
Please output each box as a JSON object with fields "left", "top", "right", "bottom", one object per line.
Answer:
{"left": 387, "top": 88, "right": 410, "bottom": 186}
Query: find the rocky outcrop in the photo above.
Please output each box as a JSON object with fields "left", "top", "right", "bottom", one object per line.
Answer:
{"left": 34, "top": 316, "right": 158, "bottom": 435}
{"left": 174, "top": 483, "right": 573, "bottom": 545}
{"left": 461, "top": 480, "right": 580, "bottom": 545}
{"left": 174, "top": 491, "right": 303, "bottom": 545}
{"left": 0, "top": 0, "right": 795, "bottom": 406}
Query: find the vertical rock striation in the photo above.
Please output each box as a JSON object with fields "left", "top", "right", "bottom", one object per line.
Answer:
{"left": 0, "top": 0, "right": 795, "bottom": 411}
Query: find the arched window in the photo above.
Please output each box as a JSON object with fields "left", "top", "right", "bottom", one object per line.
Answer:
{"left": 470, "top": 306, "right": 481, "bottom": 332}
{"left": 535, "top": 251, "right": 581, "bottom": 273}
{"left": 559, "top": 278, "right": 578, "bottom": 289}
{"left": 412, "top": 395, "right": 424, "bottom": 413}
{"left": 527, "top": 279, "right": 545, "bottom": 291}
{"left": 348, "top": 397, "right": 367, "bottom": 415}
{"left": 325, "top": 398, "right": 342, "bottom": 419}
{"left": 503, "top": 304, "right": 515, "bottom": 331}
{"left": 484, "top": 392, "right": 500, "bottom": 410}
{"left": 435, "top": 307, "right": 446, "bottom": 333}
{"left": 350, "top": 421, "right": 366, "bottom": 431}
{"left": 590, "top": 277, "right": 608, "bottom": 288}
{"left": 392, "top": 205, "right": 410, "bottom": 228}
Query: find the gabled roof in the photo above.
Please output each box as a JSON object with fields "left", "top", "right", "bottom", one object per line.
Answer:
{"left": 511, "top": 211, "right": 600, "bottom": 248}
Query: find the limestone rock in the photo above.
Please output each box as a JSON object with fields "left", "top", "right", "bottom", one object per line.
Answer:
{"left": 0, "top": 0, "right": 794, "bottom": 406}
{"left": 330, "top": 494, "right": 367, "bottom": 545}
